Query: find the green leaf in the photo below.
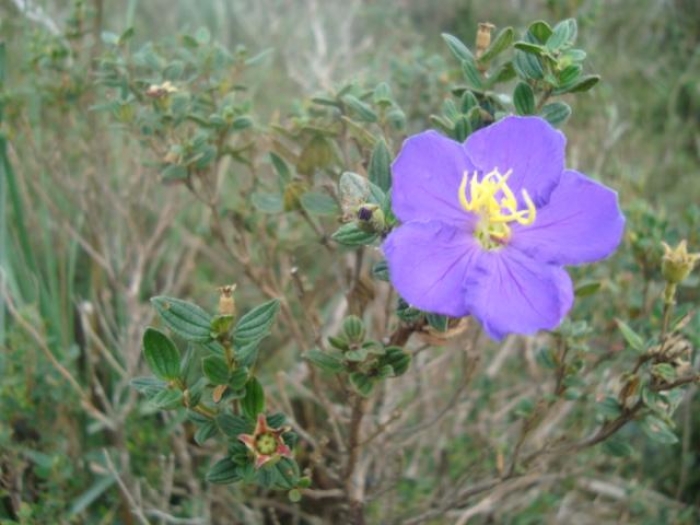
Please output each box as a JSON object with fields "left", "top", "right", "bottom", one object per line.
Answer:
{"left": 101, "top": 31, "right": 120, "bottom": 45}
{"left": 151, "top": 296, "right": 212, "bottom": 343}
{"left": 575, "top": 281, "right": 601, "bottom": 297}
{"left": 206, "top": 457, "right": 242, "bottom": 484}
{"left": 232, "top": 116, "right": 253, "bottom": 130}
{"left": 381, "top": 347, "right": 411, "bottom": 376}
{"left": 554, "top": 74, "right": 600, "bottom": 95}
{"left": 487, "top": 62, "right": 517, "bottom": 85}
{"left": 342, "top": 95, "right": 377, "bottom": 122}
{"left": 267, "top": 413, "right": 286, "bottom": 428}
{"left": 528, "top": 20, "right": 553, "bottom": 43}
{"left": 130, "top": 376, "right": 167, "bottom": 396}
{"left": 194, "top": 421, "right": 218, "bottom": 445}
{"left": 349, "top": 372, "right": 375, "bottom": 396}
{"left": 150, "top": 389, "right": 183, "bottom": 409}
{"left": 616, "top": 319, "right": 645, "bottom": 353}
{"left": 372, "top": 260, "right": 389, "bottom": 281}
{"left": 339, "top": 171, "right": 385, "bottom": 207}
{"left": 368, "top": 139, "right": 392, "bottom": 192}
{"left": 462, "top": 57, "right": 483, "bottom": 90}
{"left": 142, "top": 328, "right": 181, "bottom": 380}
{"left": 373, "top": 82, "right": 393, "bottom": 107}
{"left": 332, "top": 223, "right": 377, "bottom": 246}
{"left": 535, "top": 347, "right": 557, "bottom": 370}
{"left": 639, "top": 414, "right": 678, "bottom": 444}
{"left": 386, "top": 107, "right": 406, "bottom": 130}
{"left": 233, "top": 299, "right": 280, "bottom": 346}
{"left": 161, "top": 164, "right": 188, "bottom": 182}
{"left": 298, "top": 476, "right": 312, "bottom": 489}
{"left": 514, "top": 41, "right": 547, "bottom": 56}
{"left": 558, "top": 64, "right": 582, "bottom": 87}
{"left": 241, "top": 377, "right": 265, "bottom": 420}
{"left": 547, "top": 19, "right": 577, "bottom": 51}
{"left": 288, "top": 489, "right": 302, "bottom": 502}
{"left": 304, "top": 348, "right": 345, "bottom": 373}
{"left": 195, "top": 26, "right": 211, "bottom": 45}
{"left": 426, "top": 313, "right": 449, "bottom": 332}
{"left": 441, "top": 33, "right": 474, "bottom": 62}
{"left": 274, "top": 457, "right": 299, "bottom": 490}
{"left": 602, "top": 438, "right": 633, "bottom": 457}
{"left": 651, "top": 363, "right": 677, "bottom": 383}
{"left": 202, "top": 355, "right": 230, "bottom": 385}
{"left": 251, "top": 192, "right": 284, "bottom": 214}
{"left": 210, "top": 314, "right": 235, "bottom": 338}
{"left": 344, "top": 348, "right": 368, "bottom": 362}
{"left": 229, "top": 367, "right": 249, "bottom": 390}
{"left": 311, "top": 95, "right": 340, "bottom": 108}
{"left": 163, "top": 60, "right": 185, "bottom": 81}
{"left": 513, "top": 49, "right": 544, "bottom": 80}
{"left": 300, "top": 191, "right": 338, "bottom": 215}
{"left": 539, "top": 102, "right": 571, "bottom": 127}
{"left": 513, "top": 82, "right": 535, "bottom": 115}
{"left": 561, "top": 48, "right": 587, "bottom": 62}
{"left": 342, "top": 316, "right": 366, "bottom": 343}
{"left": 269, "top": 152, "right": 291, "bottom": 183}
{"left": 217, "top": 413, "right": 251, "bottom": 437}
{"left": 119, "top": 27, "right": 135, "bottom": 44}
{"left": 478, "top": 27, "right": 514, "bottom": 63}
{"left": 328, "top": 335, "right": 349, "bottom": 351}
{"left": 234, "top": 340, "right": 260, "bottom": 368}
{"left": 596, "top": 396, "right": 622, "bottom": 419}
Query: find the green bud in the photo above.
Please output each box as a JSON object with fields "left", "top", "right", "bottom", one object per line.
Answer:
{"left": 342, "top": 315, "right": 366, "bottom": 343}
{"left": 355, "top": 204, "right": 386, "bottom": 233}
{"left": 661, "top": 240, "right": 699, "bottom": 285}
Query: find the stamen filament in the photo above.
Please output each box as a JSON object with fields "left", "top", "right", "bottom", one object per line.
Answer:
{"left": 458, "top": 168, "right": 537, "bottom": 248}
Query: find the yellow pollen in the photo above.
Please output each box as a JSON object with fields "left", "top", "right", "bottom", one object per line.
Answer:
{"left": 458, "top": 168, "right": 536, "bottom": 248}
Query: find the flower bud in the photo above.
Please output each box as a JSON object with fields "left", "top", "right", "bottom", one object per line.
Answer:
{"left": 218, "top": 284, "right": 237, "bottom": 316}
{"left": 661, "top": 240, "right": 699, "bottom": 285}
{"left": 355, "top": 204, "right": 385, "bottom": 233}
{"left": 475, "top": 22, "right": 496, "bottom": 60}
{"left": 146, "top": 81, "right": 178, "bottom": 98}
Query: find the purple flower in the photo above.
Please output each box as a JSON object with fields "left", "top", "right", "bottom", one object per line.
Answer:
{"left": 383, "top": 116, "right": 624, "bottom": 340}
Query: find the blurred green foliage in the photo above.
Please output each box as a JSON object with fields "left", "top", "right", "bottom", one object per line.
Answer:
{"left": 1, "top": 0, "right": 699, "bottom": 523}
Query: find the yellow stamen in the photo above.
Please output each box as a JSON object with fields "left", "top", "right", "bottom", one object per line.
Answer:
{"left": 458, "top": 168, "right": 537, "bottom": 248}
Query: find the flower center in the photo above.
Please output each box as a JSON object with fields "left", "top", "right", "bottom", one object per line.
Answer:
{"left": 255, "top": 433, "right": 278, "bottom": 456}
{"left": 458, "top": 168, "right": 536, "bottom": 249}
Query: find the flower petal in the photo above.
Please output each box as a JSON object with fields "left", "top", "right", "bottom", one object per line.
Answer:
{"left": 464, "top": 116, "right": 565, "bottom": 207}
{"left": 392, "top": 131, "right": 478, "bottom": 226}
{"left": 383, "top": 221, "right": 479, "bottom": 317}
{"left": 238, "top": 434, "right": 256, "bottom": 452}
{"left": 255, "top": 454, "right": 273, "bottom": 469}
{"left": 510, "top": 170, "right": 625, "bottom": 265}
{"left": 277, "top": 443, "right": 293, "bottom": 458}
{"left": 463, "top": 248, "right": 573, "bottom": 340}
{"left": 254, "top": 413, "right": 268, "bottom": 434}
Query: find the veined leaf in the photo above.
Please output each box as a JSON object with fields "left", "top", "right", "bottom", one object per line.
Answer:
{"left": 233, "top": 299, "right": 280, "bottom": 346}
{"left": 142, "top": 328, "right": 181, "bottom": 380}
{"left": 151, "top": 296, "right": 212, "bottom": 342}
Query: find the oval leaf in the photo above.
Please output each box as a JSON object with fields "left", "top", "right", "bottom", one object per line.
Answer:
{"left": 241, "top": 377, "right": 265, "bottom": 420}
{"left": 202, "top": 355, "right": 230, "bottom": 385}
{"left": 143, "top": 328, "right": 181, "bottom": 380}
{"left": 441, "top": 33, "right": 474, "bottom": 62}
{"left": 368, "top": 139, "right": 392, "bottom": 192}
{"left": 233, "top": 299, "right": 280, "bottom": 346}
{"left": 300, "top": 191, "right": 339, "bottom": 215}
{"left": 206, "top": 457, "right": 242, "bottom": 484}
{"left": 151, "top": 296, "right": 212, "bottom": 343}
